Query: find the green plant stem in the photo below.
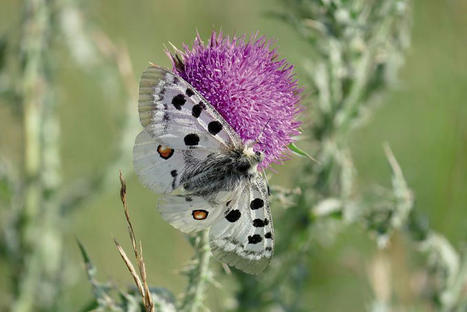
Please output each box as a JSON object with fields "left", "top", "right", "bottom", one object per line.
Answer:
{"left": 19, "top": 0, "right": 49, "bottom": 259}
{"left": 445, "top": 250, "right": 467, "bottom": 311}
{"left": 179, "top": 230, "right": 211, "bottom": 312}
{"left": 13, "top": 0, "right": 61, "bottom": 311}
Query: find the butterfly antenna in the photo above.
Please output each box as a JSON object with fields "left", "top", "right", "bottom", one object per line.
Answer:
{"left": 255, "top": 118, "right": 272, "bottom": 145}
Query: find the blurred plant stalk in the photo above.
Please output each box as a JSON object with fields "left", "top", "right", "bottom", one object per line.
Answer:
{"left": 1, "top": 0, "right": 139, "bottom": 310}
{"left": 13, "top": 0, "right": 61, "bottom": 311}
{"left": 178, "top": 230, "right": 216, "bottom": 312}
{"left": 20, "top": 0, "right": 49, "bottom": 250}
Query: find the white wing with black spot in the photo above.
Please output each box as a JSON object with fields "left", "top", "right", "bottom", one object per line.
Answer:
{"left": 133, "top": 129, "right": 208, "bottom": 193}
{"left": 157, "top": 194, "right": 225, "bottom": 234}
{"left": 209, "top": 175, "right": 273, "bottom": 274}
{"left": 138, "top": 65, "right": 242, "bottom": 151}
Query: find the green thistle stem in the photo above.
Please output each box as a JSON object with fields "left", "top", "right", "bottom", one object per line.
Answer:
{"left": 19, "top": 0, "right": 49, "bottom": 259}
{"left": 14, "top": 0, "right": 52, "bottom": 310}
{"left": 179, "top": 230, "right": 211, "bottom": 312}
{"left": 13, "top": 0, "right": 64, "bottom": 310}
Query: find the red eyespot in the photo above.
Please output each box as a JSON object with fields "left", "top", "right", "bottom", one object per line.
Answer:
{"left": 192, "top": 210, "right": 208, "bottom": 220}
{"left": 157, "top": 145, "right": 174, "bottom": 159}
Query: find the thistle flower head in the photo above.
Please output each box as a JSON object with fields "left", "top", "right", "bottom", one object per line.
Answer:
{"left": 169, "top": 32, "right": 303, "bottom": 169}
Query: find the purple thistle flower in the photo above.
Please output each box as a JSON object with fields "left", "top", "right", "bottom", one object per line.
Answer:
{"left": 168, "top": 32, "right": 303, "bottom": 169}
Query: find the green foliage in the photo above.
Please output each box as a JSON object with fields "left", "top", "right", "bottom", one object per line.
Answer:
{"left": 288, "top": 142, "right": 314, "bottom": 159}
{"left": 0, "top": 162, "right": 15, "bottom": 205}
{"left": 0, "top": 35, "right": 7, "bottom": 71}
{"left": 178, "top": 231, "right": 213, "bottom": 312}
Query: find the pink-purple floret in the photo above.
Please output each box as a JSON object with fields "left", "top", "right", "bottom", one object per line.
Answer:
{"left": 170, "top": 32, "right": 303, "bottom": 169}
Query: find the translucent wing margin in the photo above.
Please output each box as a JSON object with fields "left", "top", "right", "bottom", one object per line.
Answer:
{"left": 138, "top": 65, "right": 242, "bottom": 150}
{"left": 209, "top": 176, "right": 274, "bottom": 274}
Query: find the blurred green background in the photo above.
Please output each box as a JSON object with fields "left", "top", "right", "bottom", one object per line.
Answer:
{"left": 0, "top": 0, "right": 466, "bottom": 310}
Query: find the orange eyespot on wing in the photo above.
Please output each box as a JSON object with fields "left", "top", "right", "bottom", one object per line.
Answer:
{"left": 157, "top": 145, "right": 174, "bottom": 159}
{"left": 192, "top": 210, "right": 209, "bottom": 220}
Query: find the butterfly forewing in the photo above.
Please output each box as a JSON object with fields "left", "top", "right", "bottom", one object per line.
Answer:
{"left": 134, "top": 130, "right": 183, "bottom": 193}
{"left": 138, "top": 65, "right": 242, "bottom": 151}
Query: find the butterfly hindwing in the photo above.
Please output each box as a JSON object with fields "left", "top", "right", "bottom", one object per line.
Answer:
{"left": 157, "top": 194, "right": 225, "bottom": 234}
{"left": 139, "top": 65, "right": 242, "bottom": 151}
{"left": 209, "top": 176, "right": 273, "bottom": 274}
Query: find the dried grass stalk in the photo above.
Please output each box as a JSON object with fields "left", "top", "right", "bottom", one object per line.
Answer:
{"left": 115, "top": 171, "right": 154, "bottom": 312}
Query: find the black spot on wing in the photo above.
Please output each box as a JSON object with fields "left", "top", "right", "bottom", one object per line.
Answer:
{"left": 162, "top": 100, "right": 169, "bottom": 131}
{"left": 186, "top": 88, "right": 195, "bottom": 97}
{"left": 192, "top": 104, "right": 203, "bottom": 118}
{"left": 253, "top": 219, "right": 269, "bottom": 227}
{"left": 265, "top": 232, "right": 273, "bottom": 239}
{"left": 248, "top": 234, "right": 262, "bottom": 244}
{"left": 250, "top": 198, "right": 264, "bottom": 210}
{"left": 225, "top": 209, "right": 241, "bottom": 222}
{"left": 172, "top": 94, "right": 186, "bottom": 110}
{"left": 184, "top": 133, "right": 200, "bottom": 146}
{"left": 170, "top": 170, "right": 178, "bottom": 189}
{"left": 208, "top": 121, "right": 223, "bottom": 135}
